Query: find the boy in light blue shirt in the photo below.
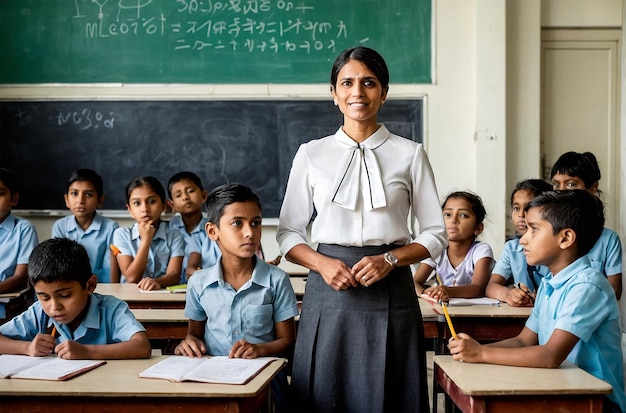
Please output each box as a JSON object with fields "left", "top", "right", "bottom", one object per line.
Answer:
{"left": 52, "top": 168, "right": 119, "bottom": 283}
{"left": 450, "top": 190, "right": 625, "bottom": 413}
{"left": 166, "top": 171, "right": 220, "bottom": 283}
{"left": 0, "top": 168, "right": 39, "bottom": 319}
{"left": 486, "top": 179, "right": 552, "bottom": 306}
{"left": 175, "top": 184, "right": 298, "bottom": 411}
{"left": 0, "top": 238, "right": 150, "bottom": 359}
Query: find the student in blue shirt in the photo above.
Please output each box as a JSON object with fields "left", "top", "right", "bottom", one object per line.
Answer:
{"left": 175, "top": 184, "right": 298, "bottom": 411}
{"left": 113, "top": 176, "right": 184, "bottom": 290}
{"left": 486, "top": 179, "right": 552, "bottom": 306}
{"left": 52, "top": 168, "right": 119, "bottom": 283}
{"left": 0, "top": 238, "right": 150, "bottom": 359}
{"left": 0, "top": 168, "right": 38, "bottom": 319}
{"left": 166, "top": 171, "right": 219, "bottom": 282}
{"left": 550, "top": 151, "right": 622, "bottom": 299}
{"left": 449, "top": 190, "right": 625, "bottom": 413}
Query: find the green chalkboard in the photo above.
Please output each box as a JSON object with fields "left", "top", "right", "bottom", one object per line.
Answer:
{"left": 0, "top": 0, "right": 431, "bottom": 84}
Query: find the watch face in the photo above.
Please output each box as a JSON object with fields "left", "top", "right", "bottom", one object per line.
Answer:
{"left": 385, "top": 252, "right": 398, "bottom": 266}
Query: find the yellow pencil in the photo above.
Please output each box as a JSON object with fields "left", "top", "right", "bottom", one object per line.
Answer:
{"left": 50, "top": 325, "right": 57, "bottom": 338}
{"left": 440, "top": 302, "right": 458, "bottom": 340}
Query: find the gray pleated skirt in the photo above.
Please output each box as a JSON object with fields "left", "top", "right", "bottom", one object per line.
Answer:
{"left": 290, "top": 244, "right": 429, "bottom": 413}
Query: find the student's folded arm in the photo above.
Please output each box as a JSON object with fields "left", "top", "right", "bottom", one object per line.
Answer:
{"left": 608, "top": 273, "right": 622, "bottom": 300}
{"left": 255, "top": 318, "right": 296, "bottom": 357}
{"left": 412, "top": 262, "right": 434, "bottom": 295}
{"left": 485, "top": 273, "right": 509, "bottom": 301}
{"left": 445, "top": 257, "right": 493, "bottom": 298}
{"left": 186, "top": 252, "right": 202, "bottom": 278}
{"left": 0, "top": 264, "right": 28, "bottom": 294}
{"left": 75, "top": 331, "right": 152, "bottom": 360}
{"left": 482, "top": 328, "right": 578, "bottom": 368}
{"left": 157, "top": 256, "right": 183, "bottom": 288}
{"left": 0, "top": 333, "right": 33, "bottom": 356}
{"left": 117, "top": 244, "right": 151, "bottom": 283}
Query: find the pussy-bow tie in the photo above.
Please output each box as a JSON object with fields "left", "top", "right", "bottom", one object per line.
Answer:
{"left": 330, "top": 129, "right": 388, "bottom": 211}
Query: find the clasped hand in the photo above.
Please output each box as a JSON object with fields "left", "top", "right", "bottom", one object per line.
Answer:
{"left": 321, "top": 254, "right": 393, "bottom": 291}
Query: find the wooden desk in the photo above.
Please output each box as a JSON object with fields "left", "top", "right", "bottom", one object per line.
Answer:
{"left": 433, "top": 355, "right": 611, "bottom": 413}
{"left": 95, "top": 283, "right": 186, "bottom": 309}
{"left": 0, "top": 287, "right": 34, "bottom": 325}
{"left": 289, "top": 276, "right": 306, "bottom": 299}
{"left": 0, "top": 355, "right": 286, "bottom": 413}
{"left": 131, "top": 308, "right": 188, "bottom": 341}
{"left": 419, "top": 298, "right": 532, "bottom": 343}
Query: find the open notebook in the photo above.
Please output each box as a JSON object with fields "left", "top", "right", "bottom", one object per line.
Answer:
{"left": 420, "top": 294, "right": 500, "bottom": 306}
{"left": 138, "top": 356, "right": 277, "bottom": 384}
{"left": 0, "top": 354, "right": 106, "bottom": 381}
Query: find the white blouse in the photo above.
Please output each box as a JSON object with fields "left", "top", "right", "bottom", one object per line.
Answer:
{"left": 277, "top": 125, "right": 447, "bottom": 259}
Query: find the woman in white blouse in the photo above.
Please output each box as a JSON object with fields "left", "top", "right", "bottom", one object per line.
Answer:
{"left": 277, "top": 47, "right": 447, "bottom": 412}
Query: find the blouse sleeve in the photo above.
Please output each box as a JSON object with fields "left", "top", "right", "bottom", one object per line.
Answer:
{"left": 276, "top": 144, "right": 315, "bottom": 256}
{"left": 409, "top": 145, "right": 447, "bottom": 259}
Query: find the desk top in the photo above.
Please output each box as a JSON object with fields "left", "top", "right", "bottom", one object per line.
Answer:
{"left": 0, "top": 287, "right": 30, "bottom": 301}
{"left": 433, "top": 355, "right": 612, "bottom": 396}
{"left": 131, "top": 308, "right": 187, "bottom": 322}
{"left": 95, "top": 283, "right": 187, "bottom": 303}
{"left": 419, "top": 297, "right": 532, "bottom": 318}
{"left": 0, "top": 355, "right": 286, "bottom": 398}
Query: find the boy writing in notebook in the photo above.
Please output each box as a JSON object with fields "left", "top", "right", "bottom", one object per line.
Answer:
{"left": 0, "top": 238, "right": 151, "bottom": 360}
{"left": 449, "top": 190, "right": 625, "bottom": 412}
{"left": 0, "top": 168, "right": 39, "bottom": 319}
{"left": 175, "top": 184, "right": 298, "bottom": 410}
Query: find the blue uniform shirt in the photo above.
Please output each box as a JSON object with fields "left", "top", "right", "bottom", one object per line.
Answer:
{"left": 52, "top": 213, "right": 119, "bottom": 282}
{"left": 0, "top": 213, "right": 39, "bottom": 318}
{"left": 168, "top": 215, "right": 220, "bottom": 283}
{"left": 112, "top": 222, "right": 184, "bottom": 282}
{"left": 0, "top": 292, "right": 145, "bottom": 344}
{"left": 185, "top": 257, "right": 299, "bottom": 356}
{"left": 526, "top": 256, "right": 625, "bottom": 411}
{"left": 587, "top": 228, "right": 622, "bottom": 276}
{"left": 492, "top": 237, "right": 548, "bottom": 292}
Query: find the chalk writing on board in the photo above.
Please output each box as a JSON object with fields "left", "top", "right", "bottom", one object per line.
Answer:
{"left": 76, "top": 0, "right": 352, "bottom": 55}
{"left": 56, "top": 109, "right": 116, "bottom": 130}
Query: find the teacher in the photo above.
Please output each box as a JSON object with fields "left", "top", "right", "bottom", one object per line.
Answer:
{"left": 277, "top": 47, "right": 447, "bottom": 412}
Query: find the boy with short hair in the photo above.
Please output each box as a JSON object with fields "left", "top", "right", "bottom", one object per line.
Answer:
{"left": 0, "top": 168, "right": 39, "bottom": 319}
{"left": 175, "top": 184, "right": 298, "bottom": 410}
{"left": 52, "top": 168, "right": 119, "bottom": 283}
{"left": 166, "top": 171, "right": 219, "bottom": 283}
{"left": 0, "top": 238, "right": 151, "bottom": 360}
{"left": 449, "top": 190, "right": 625, "bottom": 412}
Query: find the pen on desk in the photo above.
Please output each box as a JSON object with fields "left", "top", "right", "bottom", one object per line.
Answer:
{"left": 515, "top": 282, "right": 535, "bottom": 302}
{"left": 110, "top": 244, "right": 121, "bottom": 257}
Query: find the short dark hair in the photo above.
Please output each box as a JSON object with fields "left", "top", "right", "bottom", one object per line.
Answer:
{"left": 205, "top": 184, "right": 262, "bottom": 227}
{"left": 67, "top": 168, "right": 104, "bottom": 197}
{"left": 526, "top": 190, "right": 604, "bottom": 257}
{"left": 550, "top": 151, "right": 601, "bottom": 189}
{"left": 29, "top": 238, "right": 93, "bottom": 287}
{"left": 443, "top": 191, "right": 487, "bottom": 225}
{"left": 330, "top": 46, "right": 390, "bottom": 91}
{"left": 510, "top": 179, "right": 553, "bottom": 205}
{"left": 167, "top": 171, "right": 204, "bottom": 198}
{"left": 0, "top": 168, "right": 18, "bottom": 195}
{"left": 125, "top": 176, "right": 166, "bottom": 203}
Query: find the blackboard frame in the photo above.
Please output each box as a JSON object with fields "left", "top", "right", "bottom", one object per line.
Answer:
{"left": 0, "top": 98, "right": 423, "bottom": 217}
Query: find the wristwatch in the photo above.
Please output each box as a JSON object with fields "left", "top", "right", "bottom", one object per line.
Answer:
{"left": 384, "top": 251, "right": 398, "bottom": 267}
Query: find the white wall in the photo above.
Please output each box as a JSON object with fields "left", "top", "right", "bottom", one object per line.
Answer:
{"left": 6, "top": 0, "right": 623, "bottom": 266}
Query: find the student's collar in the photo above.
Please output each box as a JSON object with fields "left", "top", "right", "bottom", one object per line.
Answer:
{"left": 543, "top": 256, "right": 591, "bottom": 296}
{"left": 206, "top": 256, "right": 270, "bottom": 289}
{"left": 0, "top": 212, "right": 16, "bottom": 231}
{"left": 330, "top": 125, "right": 389, "bottom": 211}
